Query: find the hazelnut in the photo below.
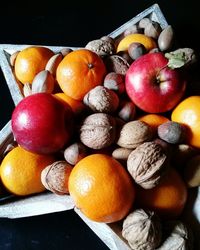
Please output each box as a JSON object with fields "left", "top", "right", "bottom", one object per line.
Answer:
{"left": 80, "top": 113, "right": 116, "bottom": 149}
{"left": 158, "top": 121, "right": 186, "bottom": 144}
{"left": 103, "top": 72, "right": 125, "bottom": 94}
{"left": 118, "top": 101, "right": 136, "bottom": 122}
{"left": 127, "top": 141, "right": 169, "bottom": 189}
{"left": 117, "top": 120, "right": 153, "bottom": 149}
{"left": 122, "top": 209, "right": 162, "bottom": 250}
{"left": 41, "top": 161, "right": 73, "bottom": 195}
{"left": 64, "top": 142, "right": 88, "bottom": 165}
{"left": 128, "top": 42, "right": 146, "bottom": 60}
{"left": 83, "top": 86, "right": 119, "bottom": 113}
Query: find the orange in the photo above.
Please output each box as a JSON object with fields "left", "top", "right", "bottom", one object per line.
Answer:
{"left": 54, "top": 92, "right": 85, "bottom": 116}
{"left": 68, "top": 154, "right": 135, "bottom": 223}
{"left": 56, "top": 49, "right": 106, "bottom": 101}
{"left": 117, "top": 34, "right": 157, "bottom": 52}
{"left": 171, "top": 96, "right": 200, "bottom": 148}
{"left": 0, "top": 146, "right": 55, "bottom": 196}
{"left": 14, "top": 46, "right": 54, "bottom": 84}
{"left": 136, "top": 168, "right": 187, "bottom": 219}
{"left": 139, "top": 114, "right": 170, "bottom": 134}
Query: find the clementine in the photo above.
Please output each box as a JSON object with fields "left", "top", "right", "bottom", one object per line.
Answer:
{"left": 171, "top": 96, "right": 200, "bottom": 148}
{"left": 139, "top": 114, "right": 170, "bottom": 134}
{"left": 117, "top": 34, "right": 157, "bottom": 52}
{"left": 68, "top": 154, "right": 135, "bottom": 223}
{"left": 14, "top": 46, "right": 54, "bottom": 84}
{"left": 56, "top": 49, "right": 106, "bottom": 101}
{"left": 136, "top": 168, "right": 187, "bottom": 219}
{"left": 54, "top": 92, "right": 85, "bottom": 116}
{"left": 0, "top": 146, "right": 55, "bottom": 196}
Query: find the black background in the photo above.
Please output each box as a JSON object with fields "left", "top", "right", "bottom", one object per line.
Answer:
{"left": 0, "top": 0, "right": 199, "bottom": 249}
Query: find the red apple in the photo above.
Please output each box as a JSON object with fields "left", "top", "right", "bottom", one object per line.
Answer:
{"left": 11, "top": 93, "right": 73, "bottom": 154}
{"left": 125, "top": 52, "right": 186, "bottom": 113}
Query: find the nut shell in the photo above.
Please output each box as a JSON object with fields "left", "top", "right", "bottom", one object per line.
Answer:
{"left": 104, "top": 55, "right": 130, "bottom": 75}
{"left": 80, "top": 113, "right": 116, "bottom": 149}
{"left": 85, "top": 39, "right": 115, "bottom": 57}
{"left": 41, "top": 161, "right": 73, "bottom": 195}
{"left": 64, "top": 142, "right": 88, "bottom": 165}
{"left": 127, "top": 141, "right": 169, "bottom": 189}
{"left": 117, "top": 120, "right": 153, "bottom": 149}
{"left": 122, "top": 209, "right": 162, "bottom": 250}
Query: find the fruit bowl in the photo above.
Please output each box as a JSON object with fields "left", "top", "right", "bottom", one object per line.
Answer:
{"left": 0, "top": 3, "right": 199, "bottom": 250}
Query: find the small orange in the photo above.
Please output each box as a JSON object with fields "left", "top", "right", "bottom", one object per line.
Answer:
{"left": 136, "top": 168, "right": 187, "bottom": 219}
{"left": 14, "top": 46, "right": 54, "bottom": 84}
{"left": 56, "top": 49, "right": 106, "bottom": 101}
{"left": 171, "top": 96, "right": 200, "bottom": 148}
{"left": 68, "top": 154, "right": 135, "bottom": 223}
{"left": 54, "top": 92, "right": 85, "bottom": 116}
{"left": 117, "top": 34, "right": 157, "bottom": 52}
{"left": 139, "top": 114, "right": 170, "bottom": 134}
{"left": 0, "top": 146, "right": 55, "bottom": 196}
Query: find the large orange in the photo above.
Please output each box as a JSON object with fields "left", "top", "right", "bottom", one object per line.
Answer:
{"left": 171, "top": 96, "right": 200, "bottom": 148}
{"left": 139, "top": 114, "right": 170, "bottom": 134}
{"left": 68, "top": 154, "right": 135, "bottom": 223}
{"left": 56, "top": 49, "right": 106, "bottom": 101}
{"left": 14, "top": 46, "right": 54, "bottom": 84}
{"left": 0, "top": 146, "right": 55, "bottom": 196}
{"left": 136, "top": 168, "right": 187, "bottom": 219}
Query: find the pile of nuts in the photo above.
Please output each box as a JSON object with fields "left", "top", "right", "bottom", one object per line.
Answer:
{"left": 7, "top": 15, "right": 200, "bottom": 250}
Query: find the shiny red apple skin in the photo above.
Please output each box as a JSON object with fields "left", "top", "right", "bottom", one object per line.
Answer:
{"left": 125, "top": 52, "right": 186, "bottom": 113}
{"left": 11, "top": 93, "right": 73, "bottom": 154}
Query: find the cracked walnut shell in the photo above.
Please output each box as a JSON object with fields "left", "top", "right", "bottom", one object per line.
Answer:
{"left": 127, "top": 141, "right": 169, "bottom": 189}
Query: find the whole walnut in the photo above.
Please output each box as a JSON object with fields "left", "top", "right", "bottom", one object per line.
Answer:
{"left": 122, "top": 209, "right": 162, "bottom": 250}
{"left": 83, "top": 86, "right": 119, "bottom": 113}
{"left": 80, "top": 113, "right": 116, "bottom": 149}
{"left": 127, "top": 141, "right": 169, "bottom": 189}
{"left": 157, "top": 220, "right": 193, "bottom": 250}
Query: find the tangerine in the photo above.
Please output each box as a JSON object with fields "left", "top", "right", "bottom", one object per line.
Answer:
{"left": 136, "top": 168, "right": 187, "bottom": 218}
{"left": 0, "top": 146, "right": 55, "bottom": 196}
{"left": 68, "top": 154, "right": 135, "bottom": 223}
{"left": 171, "top": 96, "right": 200, "bottom": 148}
{"left": 14, "top": 46, "right": 54, "bottom": 84}
{"left": 56, "top": 49, "right": 106, "bottom": 101}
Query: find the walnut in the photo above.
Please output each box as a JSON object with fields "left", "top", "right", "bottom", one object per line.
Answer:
{"left": 41, "top": 161, "right": 73, "bottom": 195}
{"left": 122, "top": 209, "right": 162, "bottom": 250}
{"left": 117, "top": 120, "right": 153, "bottom": 149}
{"left": 158, "top": 220, "right": 193, "bottom": 250}
{"left": 85, "top": 38, "right": 116, "bottom": 57}
{"left": 83, "top": 86, "right": 119, "bottom": 113}
{"left": 127, "top": 141, "right": 169, "bottom": 189}
{"left": 104, "top": 55, "right": 130, "bottom": 75}
{"left": 80, "top": 113, "right": 116, "bottom": 149}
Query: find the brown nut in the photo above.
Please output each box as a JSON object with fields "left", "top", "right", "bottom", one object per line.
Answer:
{"left": 104, "top": 55, "right": 130, "bottom": 75}
{"left": 60, "top": 48, "right": 73, "bottom": 57}
{"left": 158, "top": 25, "right": 174, "bottom": 51}
{"left": 138, "top": 17, "right": 152, "bottom": 29}
{"left": 123, "top": 24, "right": 142, "bottom": 36}
{"left": 45, "top": 53, "right": 63, "bottom": 76}
{"left": 41, "top": 161, "right": 73, "bottom": 195}
{"left": 118, "top": 101, "right": 136, "bottom": 122}
{"left": 80, "top": 113, "right": 116, "bottom": 149}
{"left": 64, "top": 142, "right": 87, "bottom": 165}
{"left": 128, "top": 42, "right": 147, "bottom": 60}
{"left": 122, "top": 209, "right": 162, "bottom": 250}
{"left": 83, "top": 86, "right": 119, "bottom": 113}
{"left": 85, "top": 39, "right": 116, "bottom": 57}
{"left": 144, "top": 21, "right": 162, "bottom": 39}
{"left": 127, "top": 141, "right": 169, "bottom": 189}
{"left": 158, "top": 220, "right": 193, "bottom": 250}
{"left": 112, "top": 147, "right": 132, "bottom": 161}
{"left": 117, "top": 120, "right": 153, "bottom": 149}
{"left": 32, "top": 70, "right": 55, "bottom": 94}
{"left": 103, "top": 72, "right": 125, "bottom": 94}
